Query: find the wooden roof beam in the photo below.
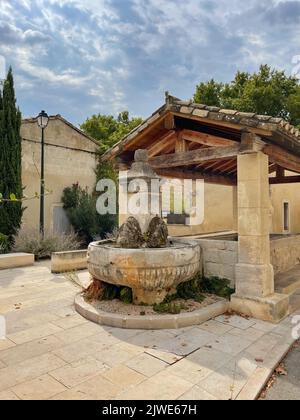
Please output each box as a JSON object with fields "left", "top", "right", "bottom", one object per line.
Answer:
{"left": 157, "top": 169, "right": 236, "bottom": 186}
{"left": 149, "top": 144, "right": 240, "bottom": 169}
{"left": 264, "top": 144, "right": 300, "bottom": 174}
{"left": 270, "top": 175, "right": 300, "bottom": 184}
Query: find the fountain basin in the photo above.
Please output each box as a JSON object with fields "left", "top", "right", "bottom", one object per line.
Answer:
{"left": 87, "top": 240, "right": 202, "bottom": 305}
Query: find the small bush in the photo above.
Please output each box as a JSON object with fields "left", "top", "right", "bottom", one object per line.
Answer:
{"left": 86, "top": 281, "right": 133, "bottom": 304}
{"left": 102, "top": 283, "right": 119, "bottom": 300}
{"left": 153, "top": 302, "right": 184, "bottom": 314}
{"left": 0, "top": 233, "right": 9, "bottom": 254}
{"left": 176, "top": 278, "right": 205, "bottom": 303}
{"left": 13, "top": 229, "right": 82, "bottom": 260}
{"left": 119, "top": 287, "right": 133, "bottom": 304}
{"left": 199, "top": 276, "right": 235, "bottom": 299}
{"left": 62, "top": 183, "right": 117, "bottom": 244}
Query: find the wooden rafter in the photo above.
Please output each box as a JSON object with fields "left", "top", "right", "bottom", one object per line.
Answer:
{"left": 180, "top": 129, "right": 237, "bottom": 147}
{"left": 213, "top": 159, "right": 237, "bottom": 174}
{"left": 148, "top": 130, "right": 176, "bottom": 157}
{"left": 197, "top": 160, "right": 223, "bottom": 172}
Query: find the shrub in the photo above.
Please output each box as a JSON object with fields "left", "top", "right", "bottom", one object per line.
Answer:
{"left": 13, "top": 229, "right": 82, "bottom": 260}
{"left": 0, "top": 233, "right": 9, "bottom": 254}
{"left": 62, "top": 184, "right": 98, "bottom": 243}
{"left": 153, "top": 274, "right": 234, "bottom": 314}
{"left": 84, "top": 280, "right": 133, "bottom": 304}
{"left": 119, "top": 287, "right": 133, "bottom": 304}
{"left": 199, "top": 276, "right": 235, "bottom": 299}
{"left": 62, "top": 183, "right": 117, "bottom": 244}
{"left": 176, "top": 278, "right": 205, "bottom": 303}
{"left": 153, "top": 302, "right": 185, "bottom": 314}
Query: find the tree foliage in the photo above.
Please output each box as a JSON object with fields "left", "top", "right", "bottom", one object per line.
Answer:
{"left": 79, "top": 111, "right": 141, "bottom": 239}
{"left": 62, "top": 184, "right": 101, "bottom": 244}
{"left": 80, "top": 110, "right": 142, "bottom": 156}
{"left": 0, "top": 67, "right": 23, "bottom": 245}
{"left": 62, "top": 183, "right": 116, "bottom": 244}
{"left": 194, "top": 65, "right": 300, "bottom": 127}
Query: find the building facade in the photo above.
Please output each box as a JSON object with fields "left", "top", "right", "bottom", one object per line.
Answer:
{"left": 21, "top": 115, "right": 98, "bottom": 233}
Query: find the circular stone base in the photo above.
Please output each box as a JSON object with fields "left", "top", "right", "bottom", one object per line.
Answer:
{"left": 75, "top": 294, "right": 229, "bottom": 330}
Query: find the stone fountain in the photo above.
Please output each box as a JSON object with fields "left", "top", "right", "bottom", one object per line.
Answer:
{"left": 87, "top": 150, "right": 201, "bottom": 305}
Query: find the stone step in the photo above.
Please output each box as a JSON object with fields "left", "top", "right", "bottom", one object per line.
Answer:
{"left": 0, "top": 253, "right": 35, "bottom": 270}
{"left": 275, "top": 265, "right": 300, "bottom": 295}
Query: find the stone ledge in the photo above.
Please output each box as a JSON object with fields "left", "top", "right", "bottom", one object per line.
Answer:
{"left": 230, "top": 293, "right": 289, "bottom": 324}
{"left": 75, "top": 294, "right": 229, "bottom": 330}
{"left": 0, "top": 253, "right": 35, "bottom": 270}
{"left": 51, "top": 249, "right": 87, "bottom": 273}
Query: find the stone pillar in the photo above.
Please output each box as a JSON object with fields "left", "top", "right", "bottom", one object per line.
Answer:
{"left": 236, "top": 152, "right": 273, "bottom": 297}
{"left": 231, "top": 149, "right": 289, "bottom": 323}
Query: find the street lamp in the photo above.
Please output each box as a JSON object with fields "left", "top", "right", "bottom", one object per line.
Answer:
{"left": 37, "top": 110, "right": 49, "bottom": 239}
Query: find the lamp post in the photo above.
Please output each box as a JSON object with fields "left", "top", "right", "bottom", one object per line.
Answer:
{"left": 37, "top": 110, "right": 49, "bottom": 239}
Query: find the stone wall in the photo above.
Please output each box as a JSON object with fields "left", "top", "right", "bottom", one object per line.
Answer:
{"left": 195, "top": 239, "right": 238, "bottom": 288}
{"left": 271, "top": 235, "right": 300, "bottom": 275}
{"left": 270, "top": 175, "right": 300, "bottom": 234}
{"left": 167, "top": 183, "right": 235, "bottom": 237}
{"left": 194, "top": 235, "right": 300, "bottom": 288}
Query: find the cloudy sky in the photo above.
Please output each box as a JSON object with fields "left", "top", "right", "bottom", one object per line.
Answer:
{"left": 0, "top": 0, "right": 300, "bottom": 126}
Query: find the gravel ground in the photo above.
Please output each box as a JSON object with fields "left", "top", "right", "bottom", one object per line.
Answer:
{"left": 93, "top": 294, "right": 223, "bottom": 316}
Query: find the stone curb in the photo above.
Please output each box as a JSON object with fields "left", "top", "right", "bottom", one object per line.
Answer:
{"left": 75, "top": 294, "right": 229, "bottom": 330}
{"left": 236, "top": 338, "right": 296, "bottom": 400}
{"left": 51, "top": 249, "right": 87, "bottom": 273}
{"left": 0, "top": 253, "right": 35, "bottom": 270}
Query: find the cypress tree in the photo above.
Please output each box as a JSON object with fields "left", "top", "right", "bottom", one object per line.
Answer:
{"left": 0, "top": 67, "right": 23, "bottom": 245}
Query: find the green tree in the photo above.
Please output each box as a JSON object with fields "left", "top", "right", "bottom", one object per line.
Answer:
{"left": 79, "top": 111, "right": 142, "bottom": 238}
{"left": 0, "top": 67, "right": 23, "bottom": 246}
{"left": 81, "top": 111, "right": 142, "bottom": 155}
{"left": 193, "top": 65, "right": 300, "bottom": 128}
{"left": 194, "top": 79, "right": 223, "bottom": 107}
{"left": 62, "top": 184, "right": 100, "bottom": 243}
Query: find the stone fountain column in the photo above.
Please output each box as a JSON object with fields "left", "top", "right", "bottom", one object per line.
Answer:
{"left": 119, "top": 149, "right": 162, "bottom": 233}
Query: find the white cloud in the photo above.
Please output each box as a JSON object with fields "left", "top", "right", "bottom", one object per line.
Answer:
{"left": 0, "top": 0, "right": 299, "bottom": 122}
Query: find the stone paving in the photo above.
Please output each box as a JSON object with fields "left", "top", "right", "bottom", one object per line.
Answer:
{"left": 0, "top": 264, "right": 299, "bottom": 400}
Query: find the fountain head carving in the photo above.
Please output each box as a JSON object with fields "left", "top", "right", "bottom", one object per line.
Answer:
{"left": 116, "top": 216, "right": 168, "bottom": 249}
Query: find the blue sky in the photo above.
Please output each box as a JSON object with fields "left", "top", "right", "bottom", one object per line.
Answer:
{"left": 0, "top": 0, "right": 300, "bottom": 126}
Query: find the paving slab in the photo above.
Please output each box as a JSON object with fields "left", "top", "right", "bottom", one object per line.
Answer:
{"left": 0, "top": 264, "right": 298, "bottom": 400}
{"left": 126, "top": 353, "right": 168, "bottom": 377}
{"left": 12, "top": 374, "right": 67, "bottom": 400}
{"left": 49, "top": 356, "right": 109, "bottom": 388}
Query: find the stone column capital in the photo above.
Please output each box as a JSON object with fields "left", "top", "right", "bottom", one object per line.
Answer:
{"left": 240, "top": 131, "right": 266, "bottom": 154}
